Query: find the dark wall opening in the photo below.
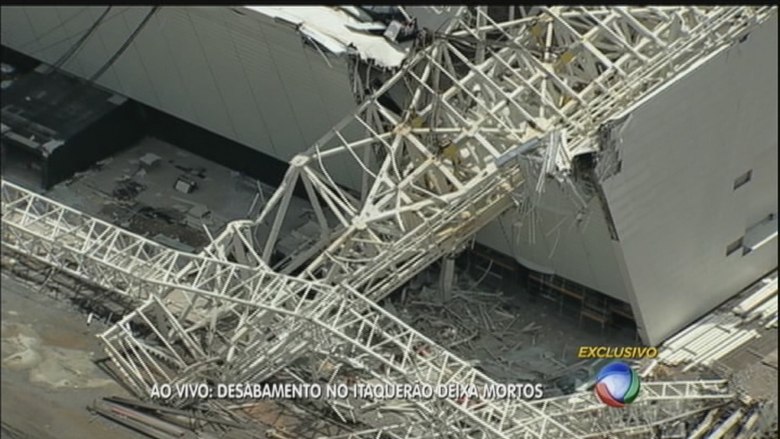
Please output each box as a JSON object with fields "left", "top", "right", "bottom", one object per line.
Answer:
{"left": 1, "top": 60, "right": 145, "bottom": 190}
{"left": 2, "top": 44, "right": 309, "bottom": 198}
{"left": 46, "top": 101, "right": 145, "bottom": 188}
{"left": 1, "top": 45, "right": 40, "bottom": 75}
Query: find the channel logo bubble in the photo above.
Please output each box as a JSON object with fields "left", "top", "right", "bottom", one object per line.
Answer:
{"left": 594, "top": 361, "right": 640, "bottom": 408}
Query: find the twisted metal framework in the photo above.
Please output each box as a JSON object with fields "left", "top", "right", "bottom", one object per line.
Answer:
{"left": 1, "top": 5, "right": 775, "bottom": 438}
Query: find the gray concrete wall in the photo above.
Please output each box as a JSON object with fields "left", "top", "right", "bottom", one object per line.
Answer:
{"left": 600, "top": 16, "right": 778, "bottom": 345}
{"left": 0, "top": 6, "right": 358, "bottom": 167}
{"left": 476, "top": 180, "right": 631, "bottom": 303}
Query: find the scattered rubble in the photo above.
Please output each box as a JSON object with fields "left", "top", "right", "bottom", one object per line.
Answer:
{"left": 112, "top": 178, "right": 146, "bottom": 201}
{"left": 43, "top": 137, "right": 291, "bottom": 252}
{"left": 382, "top": 268, "right": 615, "bottom": 390}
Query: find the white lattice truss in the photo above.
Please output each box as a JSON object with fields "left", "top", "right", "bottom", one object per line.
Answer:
{"left": 2, "top": 5, "right": 775, "bottom": 438}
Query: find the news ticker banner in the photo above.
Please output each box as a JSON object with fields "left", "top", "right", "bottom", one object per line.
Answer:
{"left": 150, "top": 382, "right": 545, "bottom": 401}
{"left": 150, "top": 346, "right": 657, "bottom": 403}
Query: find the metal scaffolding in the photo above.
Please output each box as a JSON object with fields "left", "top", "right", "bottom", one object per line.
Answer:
{"left": 1, "top": 5, "right": 775, "bottom": 438}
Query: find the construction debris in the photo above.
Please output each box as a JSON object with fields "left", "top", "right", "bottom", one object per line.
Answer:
{"left": 387, "top": 283, "right": 568, "bottom": 383}
{"left": 174, "top": 176, "right": 197, "bottom": 194}
{"left": 112, "top": 178, "right": 145, "bottom": 201}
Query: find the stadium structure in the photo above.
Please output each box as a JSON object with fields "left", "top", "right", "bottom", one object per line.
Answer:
{"left": 1, "top": 5, "right": 777, "bottom": 438}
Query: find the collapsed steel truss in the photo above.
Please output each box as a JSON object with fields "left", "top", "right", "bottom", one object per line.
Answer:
{"left": 0, "top": 179, "right": 737, "bottom": 438}
{"left": 1, "top": 5, "right": 775, "bottom": 438}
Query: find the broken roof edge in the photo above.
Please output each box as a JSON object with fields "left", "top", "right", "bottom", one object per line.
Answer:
{"left": 243, "top": 6, "right": 410, "bottom": 69}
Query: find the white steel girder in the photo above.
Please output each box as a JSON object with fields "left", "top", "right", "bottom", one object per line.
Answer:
{"left": 1, "top": 5, "right": 775, "bottom": 439}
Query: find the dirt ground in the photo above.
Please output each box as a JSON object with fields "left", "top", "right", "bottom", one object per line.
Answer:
{"left": 0, "top": 273, "right": 145, "bottom": 439}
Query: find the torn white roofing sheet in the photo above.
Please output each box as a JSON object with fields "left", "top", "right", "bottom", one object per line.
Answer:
{"left": 244, "top": 6, "right": 409, "bottom": 68}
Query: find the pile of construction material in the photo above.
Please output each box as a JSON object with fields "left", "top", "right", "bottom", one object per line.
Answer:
{"left": 682, "top": 402, "right": 778, "bottom": 439}
{"left": 732, "top": 272, "right": 779, "bottom": 329}
{"left": 657, "top": 271, "right": 778, "bottom": 371}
